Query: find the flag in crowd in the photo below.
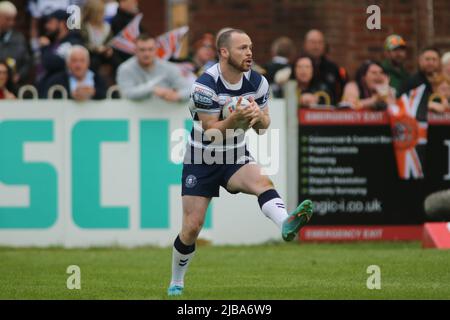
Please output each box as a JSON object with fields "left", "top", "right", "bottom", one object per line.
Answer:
{"left": 155, "top": 26, "right": 190, "bottom": 60}
{"left": 389, "top": 84, "right": 429, "bottom": 180}
{"left": 109, "top": 13, "right": 143, "bottom": 55}
{"left": 109, "top": 15, "right": 189, "bottom": 60}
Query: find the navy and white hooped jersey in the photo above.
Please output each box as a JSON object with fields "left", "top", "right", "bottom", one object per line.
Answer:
{"left": 188, "top": 63, "right": 270, "bottom": 150}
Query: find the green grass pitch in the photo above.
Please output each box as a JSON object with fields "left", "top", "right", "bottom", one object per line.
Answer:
{"left": 0, "top": 242, "right": 449, "bottom": 300}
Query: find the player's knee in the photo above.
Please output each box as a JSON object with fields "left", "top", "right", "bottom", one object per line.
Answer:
{"left": 253, "top": 178, "right": 273, "bottom": 196}
{"left": 185, "top": 218, "right": 204, "bottom": 237}
{"left": 259, "top": 177, "right": 274, "bottom": 190}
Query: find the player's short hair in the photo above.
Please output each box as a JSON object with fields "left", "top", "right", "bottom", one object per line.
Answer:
{"left": 215, "top": 27, "right": 233, "bottom": 48}
{"left": 216, "top": 29, "right": 246, "bottom": 55}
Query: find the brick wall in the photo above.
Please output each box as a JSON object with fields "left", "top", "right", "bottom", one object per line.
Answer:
{"left": 138, "top": 0, "right": 166, "bottom": 36}
{"left": 433, "top": 0, "right": 450, "bottom": 45}
{"left": 188, "top": 0, "right": 450, "bottom": 79}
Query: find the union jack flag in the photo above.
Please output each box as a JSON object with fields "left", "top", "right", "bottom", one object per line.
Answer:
{"left": 388, "top": 84, "right": 428, "bottom": 179}
{"left": 109, "top": 14, "right": 143, "bottom": 55}
{"left": 155, "top": 26, "right": 189, "bottom": 60}
{"left": 109, "top": 17, "right": 189, "bottom": 60}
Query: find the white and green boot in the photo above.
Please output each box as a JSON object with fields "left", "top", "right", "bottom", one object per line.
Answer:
{"left": 281, "top": 199, "right": 313, "bottom": 242}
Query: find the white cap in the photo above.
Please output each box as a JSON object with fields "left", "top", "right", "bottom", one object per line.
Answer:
{"left": 0, "top": 1, "right": 17, "bottom": 16}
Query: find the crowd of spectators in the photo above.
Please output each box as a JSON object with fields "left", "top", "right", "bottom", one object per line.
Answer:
{"left": 0, "top": 0, "right": 449, "bottom": 113}
{"left": 268, "top": 31, "right": 449, "bottom": 113}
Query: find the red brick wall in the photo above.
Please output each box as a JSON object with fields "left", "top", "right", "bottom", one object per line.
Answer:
{"left": 188, "top": 0, "right": 450, "bottom": 79}
{"left": 139, "top": 0, "right": 166, "bottom": 36}
{"left": 433, "top": 0, "right": 450, "bottom": 45}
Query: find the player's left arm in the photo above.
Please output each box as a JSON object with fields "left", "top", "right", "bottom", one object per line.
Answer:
{"left": 249, "top": 74, "right": 271, "bottom": 134}
{"left": 249, "top": 103, "right": 270, "bottom": 134}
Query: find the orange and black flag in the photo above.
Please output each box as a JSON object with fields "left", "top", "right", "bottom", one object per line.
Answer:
{"left": 388, "top": 84, "right": 428, "bottom": 179}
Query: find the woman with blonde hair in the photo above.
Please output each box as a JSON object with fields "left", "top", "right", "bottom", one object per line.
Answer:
{"left": 81, "top": 0, "right": 114, "bottom": 73}
{"left": 429, "top": 73, "right": 450, "bottom": 113}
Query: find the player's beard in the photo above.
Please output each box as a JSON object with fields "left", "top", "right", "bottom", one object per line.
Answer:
{"left": 227, "top": 54, "right": 251, "bottom": 73}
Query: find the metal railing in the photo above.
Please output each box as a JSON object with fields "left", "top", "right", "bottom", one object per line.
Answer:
{"left": 10, "top": 85, "right": 122, "bottom": 100}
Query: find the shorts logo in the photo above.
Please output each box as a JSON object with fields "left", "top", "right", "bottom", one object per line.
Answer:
{"left": 185, "top": 175, "right": 198, "bottom": 188}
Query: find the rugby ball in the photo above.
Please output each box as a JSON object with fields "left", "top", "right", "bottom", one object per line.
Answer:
{"left": 222, "top": 96, "right": 251, "bottom": 119}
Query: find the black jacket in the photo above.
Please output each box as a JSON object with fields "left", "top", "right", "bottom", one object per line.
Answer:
{"left": 111, "top": 8, "right": 137, "bottom": 36}
{"left": 42, "top": 70, "right": 107, "bottom": 100}
{"left": 0, "top": 30, "right": 31, "bottom": 84}
{"left": 264, "top": 60, "right": 290, "bottom": 98}
{"left": 398, "top": 71, "right": 433, "bottom": 97}
{"left": 297, "top": 81, "right": 334, "bottom": 107}
{"left": 39, "top": 31, "right": 83, "bottom": 89}
{"left": 314, "top": 56, "right": 347, "bottom": 105}
{"left": 398, "top": 71, "right": 432, "bottom": 122}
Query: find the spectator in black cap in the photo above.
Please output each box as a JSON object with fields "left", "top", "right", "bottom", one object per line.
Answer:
{"left": 28, "top": 1, "right": 85, "bottom": 58}
{"left": 36, "top": 9, "right": 83, "bottom": 96}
